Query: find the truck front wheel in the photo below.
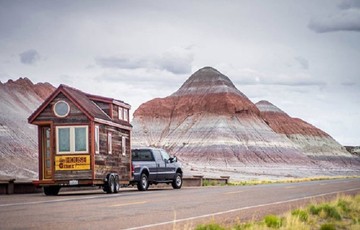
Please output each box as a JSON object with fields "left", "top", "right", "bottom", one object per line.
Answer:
{"left": 137, "top": 173, "right": 149, "bottom": 191}
{"left": 172, "top": 173, "right": 182, "bottom": 189}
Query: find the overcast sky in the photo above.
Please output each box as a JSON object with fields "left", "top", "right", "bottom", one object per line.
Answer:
{"left": 0, "top": 0, "right": 359, "bottom": 145}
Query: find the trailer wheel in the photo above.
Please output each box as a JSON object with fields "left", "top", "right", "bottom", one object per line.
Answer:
{"left": 44, "top": 186, "right": 61, "bottom": 196}
{"left": 137, "top": 173, "right": 149, "bottom": 191}
{"left": 172, "top": 173, "right": 182, "bottom": 189}
{"left": 104, "top": 174, "right": 115, "bottom": 194}
{"left": 114, "top": 175, "right": 120, "bottom": 193}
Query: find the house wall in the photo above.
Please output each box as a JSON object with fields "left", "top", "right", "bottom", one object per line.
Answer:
{"left": 95, "top": 124, "right": 131, "bottom": 182}
{"left": 35, "top": 93, "right": 93, "bottom": 180}
{"left": 93, "top": 101, "right": 111, "bottom": 118}
{"left": 34, "top": 93, "right": 89, "bottom": 123}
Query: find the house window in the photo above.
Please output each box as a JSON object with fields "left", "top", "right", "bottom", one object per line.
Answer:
{"left": 124, "top": 109, "right": 129, "bottom": 122}
{"left": 95, "top": 125, "right": 99, "bottom": 154}
{"left": 54, "top": 100, "right": 70, "bottom": 118}
{"left": 108, "top": 132, "right": 112, "bottom": 154}
{"left": 56, "top": 126, "right": 88, "bottom": 154}
{"left": 122, "top": 136, "right": 126, "bottom": 156}
{"left": 118, "top": 107, "right": 124, "bottom": 120}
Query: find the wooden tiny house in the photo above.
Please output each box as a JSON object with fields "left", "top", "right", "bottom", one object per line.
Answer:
{"left": 28, "top": 84, "right": 132, "bottom": 195}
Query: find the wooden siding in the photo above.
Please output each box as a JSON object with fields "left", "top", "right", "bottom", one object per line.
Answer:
{"left": 93, "top": 101, "right": 111, "bottom": 118}
{"left": 95, "top": 124, "right": 131, "bottom": 181}
{"left": 34, "top": 93, "right": 89, "bottom": 124}
{"left": 54, "top": 170, "right": 92, "bottom": 180}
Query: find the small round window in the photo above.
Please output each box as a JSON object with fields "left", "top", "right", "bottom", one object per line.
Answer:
{"left": 54, "top": 101, "right": 70, "bottom": 117}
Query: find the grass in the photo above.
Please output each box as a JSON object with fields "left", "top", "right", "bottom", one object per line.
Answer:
{"left": 228, "top": 175, "right": 360, "bottom": 186}
{"left": 194, "top": 194, "right": 360, "bottom": 230}
{"left": 202, "top": 179, "right": 227, "bottom": 186}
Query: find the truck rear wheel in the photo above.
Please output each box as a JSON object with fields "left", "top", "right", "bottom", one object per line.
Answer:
{"left": 137, "top": 173, "right": 149, "bottom": 191}
{"left": 172, "top": 173, "right": 182, "bottom": 189}
{"left": 44, "top": 186, "right": 61, "bottom": 196}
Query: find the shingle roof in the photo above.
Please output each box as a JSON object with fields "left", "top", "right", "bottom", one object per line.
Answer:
{"left": 60, "top": 85, "right": 111, "bottom": 121}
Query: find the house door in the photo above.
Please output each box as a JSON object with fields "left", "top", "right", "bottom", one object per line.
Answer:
{"left": 41, "top": 126, "right": 52, "bottom": 179}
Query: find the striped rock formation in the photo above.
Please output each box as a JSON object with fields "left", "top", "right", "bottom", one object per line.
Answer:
{"left": 0, "top": 78, "right": 55, "bottom": 179}
{"left": 255, "top": 100, "right": 359, "bottom": 166}
{"left": 132, "top": 67, "right": 313, "bottom": 167}
{"left": 132, "top": 67, "right": 360, "bottom": 178}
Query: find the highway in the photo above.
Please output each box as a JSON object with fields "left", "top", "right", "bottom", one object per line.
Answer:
{"left": 0, "top": 178, "right": 359, "bottom": 230}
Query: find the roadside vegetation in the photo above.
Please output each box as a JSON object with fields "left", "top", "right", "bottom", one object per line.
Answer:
{"left": 227, "top": 176, "right": 360, "bottom": 186}
{"left": 195, "top": 194, "right": 360, "bottom": 230}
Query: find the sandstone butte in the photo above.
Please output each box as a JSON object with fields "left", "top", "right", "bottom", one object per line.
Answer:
{"left": 132, "top": 67, "right": 360, "bottom": 177}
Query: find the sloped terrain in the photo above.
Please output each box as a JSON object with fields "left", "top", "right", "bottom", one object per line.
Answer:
{"left": 256, "top": 100, "right": 358, "bottom": 167}
{"left": 132, "top": 67, "right": 360, "bottom": 179}
{"left": 0, "top": 78, "right": 54, "bottom": 179}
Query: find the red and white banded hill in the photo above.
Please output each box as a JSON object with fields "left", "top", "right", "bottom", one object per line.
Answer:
{"left": 132, "top": 67, "right": 359, "bottom": 178}
{"left": 0, "top": 78, "right": 55, "bottom": 179}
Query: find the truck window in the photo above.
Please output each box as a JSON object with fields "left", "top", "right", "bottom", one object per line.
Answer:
{"left": 152, "top": 150, "right": 163, "bottom": 162}
{"left": 160, "top": 150, "right": 170, "bottom": 160}
{"left": 132, "top": 150, "right": 154, "bottom": 161}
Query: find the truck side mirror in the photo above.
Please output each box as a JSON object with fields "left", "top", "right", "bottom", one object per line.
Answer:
{"left": 169, "top": 156, "right": 177, "bottom": 163}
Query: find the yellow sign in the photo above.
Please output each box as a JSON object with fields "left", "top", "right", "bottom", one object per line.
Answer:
{"left": 55, "top": 155, "right": 90, "bottom": 171}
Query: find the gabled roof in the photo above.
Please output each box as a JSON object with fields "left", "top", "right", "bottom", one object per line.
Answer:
{"left": 28, "top": 84, "right": 132, "bottom": 128}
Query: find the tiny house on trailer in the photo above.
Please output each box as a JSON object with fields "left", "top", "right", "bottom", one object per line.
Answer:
{"left": 28, "top": 84, "right": 132, "bottom": 195}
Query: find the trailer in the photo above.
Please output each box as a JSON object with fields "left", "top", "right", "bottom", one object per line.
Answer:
{"left": 28, "top": 84, "right": 132, "bottom": 195}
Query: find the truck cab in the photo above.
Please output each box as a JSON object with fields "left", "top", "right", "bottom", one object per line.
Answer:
{"left": 131, "top": 147, "right": 183, "bottom": 191}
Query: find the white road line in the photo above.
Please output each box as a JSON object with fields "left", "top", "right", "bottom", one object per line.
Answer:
{"left": 225, "top": 190, "right": 245, "bottom": 194}
{"left": 0, "top": 193, "right": 124, "bottom": 207}
{"left": 111, "top": 201, "right": 148, "bottom": 207}
{"left": 125, "top": 187, "right": 360, "bottom": 230}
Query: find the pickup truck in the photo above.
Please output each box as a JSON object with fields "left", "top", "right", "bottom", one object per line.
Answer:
{"left": 130, "top": 147, "right": 183, "bottom": 191}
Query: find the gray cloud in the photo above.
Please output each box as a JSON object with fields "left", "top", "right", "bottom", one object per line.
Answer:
{"left": 95, "top": 57, "right": 146, "bottom": 69}
{"left": 294, "top": 56, "right": 309, "bottom": 70}
{"left": 157, "top": 47, "right": 193, "bottom": 74}
{"left": 309, "top": 1, "right": 360, "bottom": 33}
{"left": 19, "top": 49, "right": 40, "bottom": 65}
{"left": 338, "top": 0, "right": 360, "bottom": 10}
{"left": 95, "top": 47, "right": 193, "bottom": 75}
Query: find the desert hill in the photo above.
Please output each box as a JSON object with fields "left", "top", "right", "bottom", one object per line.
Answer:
{"left": 132, "top": 67, "right": 360, "bottom": 179}
{"left": 0, "top": 78, "right": 55, "bottom": 179}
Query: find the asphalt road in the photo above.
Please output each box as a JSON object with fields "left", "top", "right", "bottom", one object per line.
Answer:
{"left": 0, "top": 178, "right": 359, "bottom": 230}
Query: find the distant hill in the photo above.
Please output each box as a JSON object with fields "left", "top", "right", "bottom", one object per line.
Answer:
{"left": 132, "top": 67, "right": 360, "bottom": 179}
{"left": 0, "top": 78, "right": 55, "bottom": 179}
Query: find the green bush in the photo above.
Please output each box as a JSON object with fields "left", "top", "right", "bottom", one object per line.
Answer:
{"left": 291, "top": 209, "right": 309, "bottom": 222}
{"left": 337, "top": 199, "right": 350, "bottom": 213}
{"left": 195, "top": 223, "right": 225, "bottom": 230}
{"left": 320, "top": 223, "right": 336, "bottom": 230}
{"left": 264, "top": 215, "right": 283, "bottom": 228}
{"left": 309, "top": 204, "right": 341, "bottom": 220}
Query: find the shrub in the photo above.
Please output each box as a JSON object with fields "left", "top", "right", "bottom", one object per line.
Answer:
{"left": 195, "top": 223, "right": 225, "bottom": 230}
{"left": 264, "top": 215, "right": 283, "bottom": 228}
{"left": 320, "top": 223, "right": 336, "bottom": 230}
{"left": 309, "top": 204, "right": 341, "bottom": 220}
{"left": 291, "top": 209, "right": 309, "bottom": 222}
{"left": 337, "top": 199, "right": 350, "bottom": 213}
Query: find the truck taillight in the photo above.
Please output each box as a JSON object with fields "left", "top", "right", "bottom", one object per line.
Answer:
{"left": 131, "top": 163, "right": 134, "bottom": 173}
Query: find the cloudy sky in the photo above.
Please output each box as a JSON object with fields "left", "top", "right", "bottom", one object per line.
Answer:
{"left": 0, "top": 0, "right": 359, "bottom": 145}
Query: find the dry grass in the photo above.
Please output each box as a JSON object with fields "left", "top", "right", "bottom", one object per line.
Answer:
{"left": 228, "top": 175, "right": 360, "bottom": 186}
{"left": 193, "top": 194, "right": 360, "bottom": 230}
